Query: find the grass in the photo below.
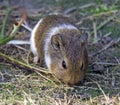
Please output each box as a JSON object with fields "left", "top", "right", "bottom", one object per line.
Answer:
{"left": 0, "top": 0, "right": 120, "bottom": 104}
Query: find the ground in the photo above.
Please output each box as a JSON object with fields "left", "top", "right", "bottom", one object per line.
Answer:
{"left": 0, "top": 0, "right": 120, "bottom": 105}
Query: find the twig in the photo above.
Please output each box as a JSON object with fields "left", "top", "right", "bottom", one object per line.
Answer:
{"left": 91, "top": 62, "right": 119, "bottom": 66}
{"left": 93, "top": 21, "right": 98, "bottom": 43}
{"left": 96, "top": 82, "right": 109, "bottom": 104}
{"left": 79, "top": 3, "right": 95, "bottom": 9}
{"left": 17, "top": 6, "right": 27, "bottom": 27}
{"left": 64, "top": 3, "right": 95, "bottom": 15}
{"left": 7, "top": 40, "right": 30, "bottom": 45}
{"left": 92, "top": 32, "right": 112, "bottom": 43}
{"left": 35, "top": 71, "right": 57, "bottom": 86}
{"left": 64, "top": 7, "right": 76, "bottom": 15}
{"left": 0, "top": 51, "right": 54, "bottom": 84}
{"left": 14, "top": 45, "right": 29, "bottom": 52}
{"left": 90, "top": 16, "right": 115, "bottom": 35}
{"left": 21, "top": 23, "right": 32, "bottom": 32}
{"left": 91, "top": 40, "right": 112, "bottom": 56}
{"left": 87, "top": 10, "right": 117, "bottom": 20}
{"left": 103, "top": 32, "right": 112, "bottom": 38}
{"left": 0, "top": 52, "right": 50, "bottom": 74}
{"left": 115, "top": 57, "right": 120, "bottom": 65}
{"left": 0, "top": 51, "right": 57, "bottom": 87}
{"left": 92, "top": 37, "right": 120, "bottom": 56}
{"left": 96, "top": 10, "right": 117, "bottom": 17}
{"left": 77, "top": 10, "right": 117, "bottom": 26}
{"left": 89, "top": 78, "right": 109, "bottom": 104}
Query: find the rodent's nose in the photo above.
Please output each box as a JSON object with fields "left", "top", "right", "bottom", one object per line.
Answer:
{"left": 67, "top": 82, "right": 72, "bottom": 86}
{"left": 67, "top": 82, "right": 74, "bottom": 86}
{"left": 67, "top": 80, "right": 82, "bottom": 86}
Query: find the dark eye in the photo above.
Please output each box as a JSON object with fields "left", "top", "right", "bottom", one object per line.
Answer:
{"left": 80, "top": 63, "right": 84, "bottom": 71}
{"left": 62, "top": 60, "right": 67, "bottom": 69}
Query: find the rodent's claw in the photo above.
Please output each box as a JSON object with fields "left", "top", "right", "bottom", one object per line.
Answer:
{"left": 33, "top": 56, "right": 40, "bottom": 64}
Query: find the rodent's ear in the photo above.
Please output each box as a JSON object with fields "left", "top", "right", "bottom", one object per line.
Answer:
{"left": 51, "top": 34, "right": 62, "bottom": 50}
{"left": 81, "top": 32, "right": 88, "bottom": 44}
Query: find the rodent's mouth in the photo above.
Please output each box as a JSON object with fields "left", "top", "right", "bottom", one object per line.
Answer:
{"left": 51, "top": 67, "right": 85, "bottom": 86}
{"left": 67, "top": 81, "right": 81, "bottom": 86}
{"left": 58, "top": 78, "right": 81, "bottom": 86}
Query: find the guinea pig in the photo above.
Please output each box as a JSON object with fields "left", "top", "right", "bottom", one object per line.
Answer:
{"left": 30, "top": 15, "right": 88, "bottom": 86}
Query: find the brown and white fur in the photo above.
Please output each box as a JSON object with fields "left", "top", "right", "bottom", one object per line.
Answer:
{"left": 30, "top": 15, "right": 88, "bottom": 86}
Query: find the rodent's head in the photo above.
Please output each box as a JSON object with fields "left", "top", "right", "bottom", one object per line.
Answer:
{"left": 49, "top": 32, "right": 88, "bottom": 86}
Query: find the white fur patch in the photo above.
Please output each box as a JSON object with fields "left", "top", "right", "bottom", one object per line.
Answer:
{"left": 30, "top": 19, "right": 43, "bottom": 56}
{"left": 44, "top": 24, "right": 78, "bottom": 70}
{"left": 44, "top": 54, "right": 51, "bottom": 70}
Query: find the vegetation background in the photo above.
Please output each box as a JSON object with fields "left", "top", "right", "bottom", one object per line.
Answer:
{"left": 0, "top": 0, "right": 120, "bottom": 104}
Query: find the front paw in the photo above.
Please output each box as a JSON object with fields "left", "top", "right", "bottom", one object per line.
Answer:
{"left": 33, "top": 56, "right": 40, "bottom": 64}
{"left": 28, "top": 51, "right": 40, "bottom": 64}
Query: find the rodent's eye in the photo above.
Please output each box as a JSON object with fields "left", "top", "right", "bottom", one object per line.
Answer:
{"left": 62, "top": 60, "right": 67, "bottom": 69}
{"left": 80, "top": 63, "right": 84, "bottom": 71}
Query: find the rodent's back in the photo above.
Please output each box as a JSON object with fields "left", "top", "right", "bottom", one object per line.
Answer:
{"left": 33, "top": 15, "right": 76, "bottom": 65}
{"left": 40, "top": 15, "right": 73, "bottom": 27}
